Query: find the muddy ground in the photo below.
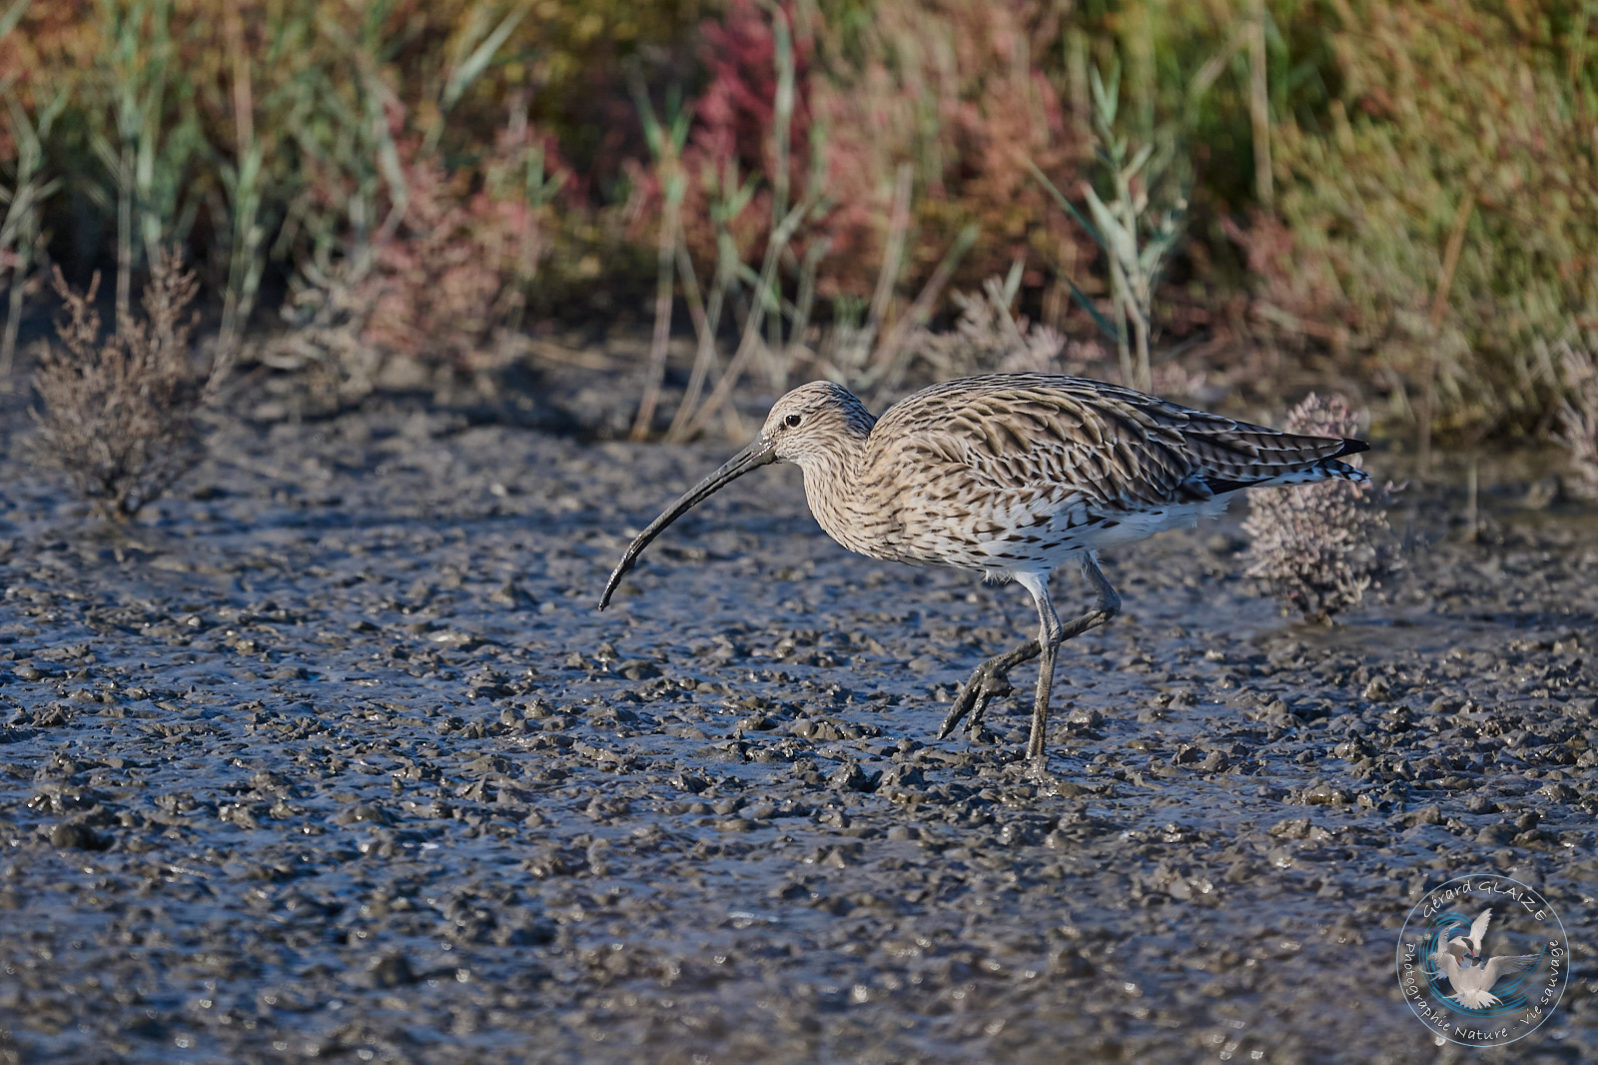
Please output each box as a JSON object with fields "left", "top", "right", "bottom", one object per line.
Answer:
{"left": 0, "top": 381, "right": 1594, "bottom": 1064}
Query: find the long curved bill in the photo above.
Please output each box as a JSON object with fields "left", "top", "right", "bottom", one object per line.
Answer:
{"left": 598, "top": 436, "right": 777, "bottom": 610}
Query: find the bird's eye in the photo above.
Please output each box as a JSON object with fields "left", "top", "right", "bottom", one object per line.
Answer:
{"left": 784, "top": 413, "right": 802, "bottom": 428}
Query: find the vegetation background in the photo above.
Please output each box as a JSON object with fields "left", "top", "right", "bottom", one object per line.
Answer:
{"left": 2, "top": 0, "right": 1595, "bottom": 462}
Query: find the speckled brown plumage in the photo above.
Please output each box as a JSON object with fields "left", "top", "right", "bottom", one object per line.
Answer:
{"left": 601, "top": 373, "right": 1370, "bottom": 761}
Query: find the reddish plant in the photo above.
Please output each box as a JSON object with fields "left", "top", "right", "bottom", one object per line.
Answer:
{"left": 691, "top": 0, "right": 816, "bottom": 197}
{"left": 357, "top": 117, "right": 568, "bottom": 377}
{"left": 645, "top": 0, "right": 1091, "bottom": 312}
{"left": 1222, "top": 210, "right": 1355, "bottom": 350}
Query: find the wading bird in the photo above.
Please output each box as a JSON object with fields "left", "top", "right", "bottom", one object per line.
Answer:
{"left": 599, "top": 374, "right": 1369, "bottom": 760}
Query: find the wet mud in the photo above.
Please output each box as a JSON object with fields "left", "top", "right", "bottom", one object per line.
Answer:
{"left": 1, "top": 399, "right": 1594, "bottom": 1063}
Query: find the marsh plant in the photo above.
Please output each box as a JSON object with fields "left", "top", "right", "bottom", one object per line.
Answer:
{"left": 898, "top": 271, "right": 1101, "bottom": 383}
{"left": 1, "top": 81, "right": 67, "bottom": 376}
{"left": 5, "top": 1, "right": 1592, "bottom": 451}
{"left": 1034, "top": 63, "right": 1187, "bottom": 395}
{"left": 627, "top": 0, "right": 1087, "bottom": 442}
{"left": 31, "top": 250, "right": 223, "bottom": 521}
{"left": 1556, "top": 341, "right": 1598, "bottom": 501}
{"left": 271, "top": 108, "right": 566, "bottom": 404}
{"left": 1242, "top": 4, "right": 1597, "bottom": 439}
{"left": 1243, "top": 393, "right": 1398, "bottom": 621}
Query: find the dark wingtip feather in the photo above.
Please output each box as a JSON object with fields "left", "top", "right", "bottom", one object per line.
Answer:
{"left": 1334, "top": 437, "right": 1370, "bottom": 458}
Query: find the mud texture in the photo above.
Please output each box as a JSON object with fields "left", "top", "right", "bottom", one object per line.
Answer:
{"left": 1, "top": 396, "right": 1595, "bottom": 1064}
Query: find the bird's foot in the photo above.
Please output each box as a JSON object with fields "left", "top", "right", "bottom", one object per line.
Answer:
{"left": 938, "top": 664, "right": 1014, "bottom": 740}
{"left": 997, "top": 754, "right": 1056, "bottom": 785}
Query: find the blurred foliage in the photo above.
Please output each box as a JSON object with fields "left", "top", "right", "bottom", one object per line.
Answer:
{"left": 1, "top": 0, "right": 1593, "bottom": 442}
{"left": 0, "top": 0, "right": 698, "bottom": 286}
{"left": 627, "top": 0, "right": 1093, "bottom": 322}
{"left": 1235, "top": 0, "right": 1598, "bottom": 438}
{"left": 1557, "top": 340, "right": 1598, "bottom": 499}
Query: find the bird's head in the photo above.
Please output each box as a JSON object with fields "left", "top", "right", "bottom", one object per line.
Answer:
{"left": 598, "top": 381, "right": 874, "bottom": 611}
{"left": 756, "top": 381, "right": 875, "bottom": 467}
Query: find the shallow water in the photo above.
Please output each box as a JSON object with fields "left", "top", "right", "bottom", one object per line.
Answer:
{"left": 1, "top": 402, "right": 1594, "bottom": 1064}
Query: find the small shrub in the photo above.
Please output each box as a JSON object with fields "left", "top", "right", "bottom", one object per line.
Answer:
{"left": 897, "top": 277, "right": 1103, "bottom": 383}
{"left": 1242, "top": 393, "right": 1399, "bottom": 621}
{"left": 30, "top": 250, "right": 216, "bottom": 521}
{"left": 275, "top": 115, "right": 567, "bottom": 400}
{"left": 359, "top": 152, "right": 514, "bottom": 378}
{"left": 1556, "top": 341, "right": 1598, "bottom": 501}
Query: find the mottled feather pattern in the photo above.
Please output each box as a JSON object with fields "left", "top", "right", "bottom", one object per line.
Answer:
{"left": 802, "top": 374, "right": 1366, "bottom": 573}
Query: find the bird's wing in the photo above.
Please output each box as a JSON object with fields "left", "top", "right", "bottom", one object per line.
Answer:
{"left": 1481, "top": 954, "right": 1540, "bottom": 986}
{"left": 869, "top": 375, "right": 1198, "bottom": 512}
{"left": 1468, "top": 909, "right": 1493, "bottom": 954}
{"left": 1429, "top": 952, "right": 1461, "bottom": 989}
{"left": 872, "top": 373, "right": 1356, "bottom": 511}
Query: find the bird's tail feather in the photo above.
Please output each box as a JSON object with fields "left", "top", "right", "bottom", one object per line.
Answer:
{"left": 1187, "top": 431, "right": 1371, "bottom": 495}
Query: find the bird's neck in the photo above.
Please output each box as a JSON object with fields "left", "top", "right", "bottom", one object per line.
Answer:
{"left": 797, "top": 421, "right": 875, "bottom": 554}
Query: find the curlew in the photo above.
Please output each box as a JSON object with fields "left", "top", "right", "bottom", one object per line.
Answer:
{"left": 599, "top": 374, "right": 1370, "bottom": 760}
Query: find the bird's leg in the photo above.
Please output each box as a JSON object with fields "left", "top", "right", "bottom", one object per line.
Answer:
{"left": 938, "top": 556, "right": 1122, "bottom": 751}
{"left": 1017, "top": 572, "right": 1064, "bottom": 762}
{"left": 1023, "top": 554, "right": 1122, "bottom": 760}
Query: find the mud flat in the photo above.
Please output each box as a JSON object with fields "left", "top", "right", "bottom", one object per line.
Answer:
{"left": 1, "top": 398, "right": 1594, "bottom": 1064}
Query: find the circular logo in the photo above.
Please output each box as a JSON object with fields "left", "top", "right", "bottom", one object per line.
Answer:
{"left": 1395, "top": 873, "right": 1569, "bottom": 1048}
